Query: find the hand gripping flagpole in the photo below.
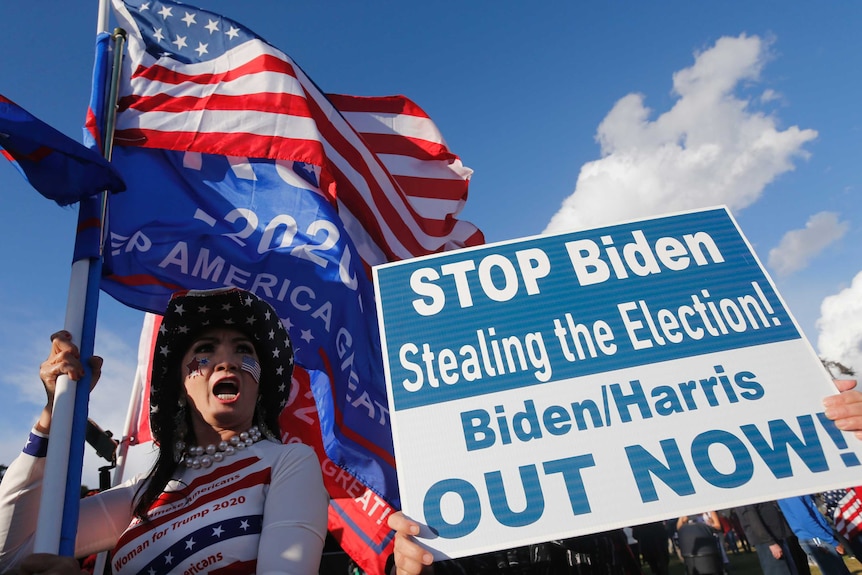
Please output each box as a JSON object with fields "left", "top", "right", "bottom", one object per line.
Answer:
{"left": 32, "top": 18, "right": 126, "bottom": 554}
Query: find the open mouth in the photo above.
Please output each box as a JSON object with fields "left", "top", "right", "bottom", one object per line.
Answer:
{"left": 213, "top": 380, "right": 240, "bottom": 401}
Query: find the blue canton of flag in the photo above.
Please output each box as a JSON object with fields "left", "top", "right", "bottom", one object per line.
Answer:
{"left": 0, "top": 95, "right": 125, "bottom": 206}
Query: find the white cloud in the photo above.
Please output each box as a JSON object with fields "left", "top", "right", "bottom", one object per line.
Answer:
{"left": 768, "top": 212, "right": 849, "bottom": 276}
{"left": 760, "top": 89, "right": 780, "bottom": 104}
{"left": 544, "top": 34, "right": 818, "bottom": 233}
{"left": 817, "top": 271, "right": 862, "bottom": 375}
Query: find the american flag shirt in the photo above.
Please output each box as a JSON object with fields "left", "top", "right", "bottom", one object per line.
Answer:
{"left": 0, "top": 436, "right": 328, "bottom": 575}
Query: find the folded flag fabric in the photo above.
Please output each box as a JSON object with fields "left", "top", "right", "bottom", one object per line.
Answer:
{"left": 0, "top": 94, "right": 125, "bottom": 205}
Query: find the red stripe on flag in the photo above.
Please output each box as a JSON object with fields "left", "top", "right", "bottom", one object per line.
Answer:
{"left": 326, "top": 94, "right": 430, "bottom": 118}
{"left": 104, "top": 273, "right": 185, "bottom": 291}
{"left": 1, "top": 145, "right": 53, "bottom": 163}
{"left": 393, "top": 174, "right": 469, "bottom": 201}
{"left": 129, "top": 53, "right": 300, "bottom": 87}
{"left": 358, "top": 132, "right": 455, "bottom": 161}
{"left": 307, "top": 97, "right": 435, "bottom": 258}
{"left": 113, "top": 128, "right": 323, "bottom": 164}
{"left": 76, "top": 217, "right": 102, "bottom": 233}
{"left": 118, "top": 90, "right": 313, "bottom": 117}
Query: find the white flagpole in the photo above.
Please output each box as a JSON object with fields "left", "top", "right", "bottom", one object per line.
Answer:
{"left": 97, "top": 0, "right": 111, "bottom": 34}
{"left": 33, "top": 0, "right": 120, "bottom": 553}
{"left": 32, "top": 284, "right": 87, "bottom": 552}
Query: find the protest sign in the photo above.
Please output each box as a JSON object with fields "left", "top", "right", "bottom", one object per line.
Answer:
{"left": 373, "top": 206, "right": 861, "bottom": 560}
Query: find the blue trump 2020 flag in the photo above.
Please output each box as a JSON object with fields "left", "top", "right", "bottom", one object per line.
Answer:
{"left": 0, "top": 95, "right": 125, "bottom": 206}
{"left": 103, "top": 1, "right": 483, "bottom": 558}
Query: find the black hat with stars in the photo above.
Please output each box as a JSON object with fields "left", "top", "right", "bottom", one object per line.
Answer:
{"left": 149, "top": 287, "right": 294, "bottom": 443}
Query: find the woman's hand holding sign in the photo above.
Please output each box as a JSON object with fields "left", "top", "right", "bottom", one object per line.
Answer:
{"left": 824, "top": 379, "right": 862, "bottom": 440}
{"left": 389, "top": 512, "right": 434, "bottom": 575}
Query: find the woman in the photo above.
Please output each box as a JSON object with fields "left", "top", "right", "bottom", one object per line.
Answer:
{"left": 387, "top": 379, "right": 862, "bottom": 575}
{"left": 0, "top": 287, "right": 329, "bottom": 574}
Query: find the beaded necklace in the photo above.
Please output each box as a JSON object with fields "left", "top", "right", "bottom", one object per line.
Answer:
{"left": 177, "top": 426, "right": 262, "bottom": 469}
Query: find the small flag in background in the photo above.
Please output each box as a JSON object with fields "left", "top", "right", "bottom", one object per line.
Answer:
{"left": 0, "top": 95, "right": 125, "bottom": 205}
{"left": 822, "top": 487, "right": 862, "bottom": 541}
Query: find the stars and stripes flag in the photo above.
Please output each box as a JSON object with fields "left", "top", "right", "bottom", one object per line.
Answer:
{"left": 110, "top": 0, "right": 481, "bottom": 268}
{"left": 101, "top": 0, "right": 483, "bottom": 572}
{"left": 821, "top": 487, "right": 862, "bottom": 541}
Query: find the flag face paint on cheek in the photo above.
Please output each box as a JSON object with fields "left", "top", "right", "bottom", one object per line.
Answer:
{"left": 186, "top": 357, "right": 209, "bottom": 378}
{"left": 242, "top": 356, "right": 261, "bottom": 382}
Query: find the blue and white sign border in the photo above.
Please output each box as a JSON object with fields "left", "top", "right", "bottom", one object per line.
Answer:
{"left": 373, "top": 206, "right": 859, "bottom": 559}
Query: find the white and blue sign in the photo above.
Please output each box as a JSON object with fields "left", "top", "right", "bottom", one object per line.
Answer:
{"left": 373, "top": 207, "right": 861, "bottom": 559}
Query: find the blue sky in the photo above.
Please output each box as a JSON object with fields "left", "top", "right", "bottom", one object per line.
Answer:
{"left": 1, "top": 1, "right": 860, "bottom": 486}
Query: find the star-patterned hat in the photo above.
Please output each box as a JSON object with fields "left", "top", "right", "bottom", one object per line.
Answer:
{"left": 149, "top": 287, "right": 294, "bottom": 442}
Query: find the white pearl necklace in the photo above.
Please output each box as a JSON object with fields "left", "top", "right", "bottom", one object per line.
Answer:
{"left": 177, "top": 426, "right": 262, "bottom": 469}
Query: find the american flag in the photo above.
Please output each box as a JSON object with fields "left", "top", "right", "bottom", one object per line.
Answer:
{"left": 822, "top": 487, "right": 862, "bottom": 540}
{"left": 110, "top": 0, "right": 483, "bottom": 268}
{"left": 107, "top": 2, "right": 483, "bottom": 573}
{"left": 241, "top": 355, "right": 261, "bottom": 383}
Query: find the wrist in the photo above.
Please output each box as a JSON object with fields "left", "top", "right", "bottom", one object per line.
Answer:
{"left": 24, "top": 428, "right": 49, "bottom": 457}
{"left": 35, "top": 405, "right": 52, "bottom": 434}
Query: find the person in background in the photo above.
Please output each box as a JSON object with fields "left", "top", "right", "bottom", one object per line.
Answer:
{"left": 777, "top": 495, "right": 850, "bottom": 575}
{"left": 0, "top": 288, "right": 329, "bottom": 575}
{"left": 735, "top": 501, "right": 808, "bottom": 575}
{"left": 384, "top": 526, "right": 642, "bottom": 575}
{"left": 727, "top": 510, "right": 752, "bottom": 553}
{"left": 632, "top": 521, "right": 671, "bottom": 575}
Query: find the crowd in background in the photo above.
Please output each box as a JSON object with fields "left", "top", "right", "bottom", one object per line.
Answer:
{"left": 340, "top": 488, "right": 862, "bottom": 575}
